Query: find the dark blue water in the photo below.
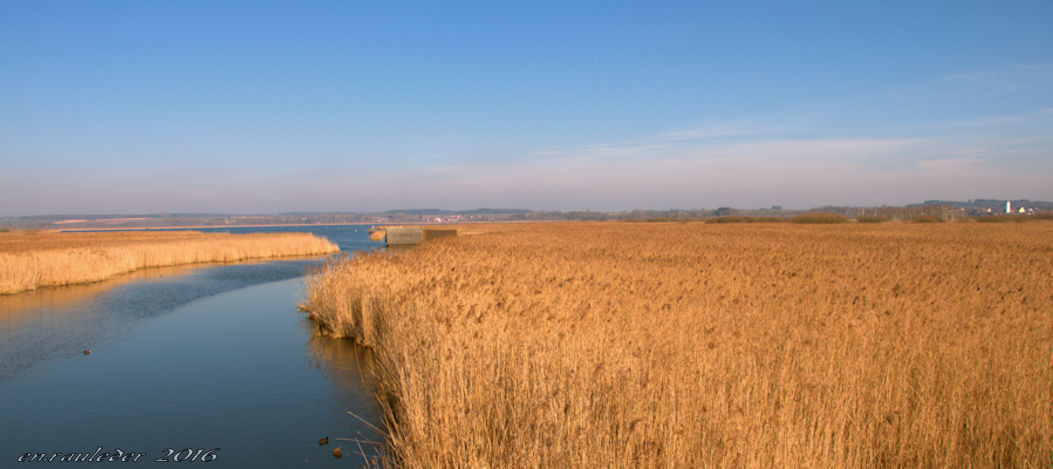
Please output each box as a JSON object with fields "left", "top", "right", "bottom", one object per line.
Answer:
{"left": 0, "top": 225, "right": 386, "bottom": 467}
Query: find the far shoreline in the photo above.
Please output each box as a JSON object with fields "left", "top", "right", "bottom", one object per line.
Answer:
{"left": 49, "top": 220, "right": 548, "bottom": 233}
{"left": 50, "top": 222, "right": 375, "bottom": 233}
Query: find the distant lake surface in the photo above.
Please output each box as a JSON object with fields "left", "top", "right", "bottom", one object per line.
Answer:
{"left": 0, "top": 225, "right": 385, "bottom": 467}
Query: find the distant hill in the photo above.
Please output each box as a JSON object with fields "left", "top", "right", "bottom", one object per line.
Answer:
{"left": 914, "top": 199, "right": 1053, "bottom": 210}
{"left": 3, "top": 199, "right": 1050, "bottom": 230}
{"left": 383, "top": 208, "right": 532, "bottom": 216}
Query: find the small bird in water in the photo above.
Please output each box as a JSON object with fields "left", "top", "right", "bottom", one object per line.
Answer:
{"left": 332, "top": 447, "right": 342, "bottom": 458}
{"left": 82, "top": 349, "right": 91, "bottom": 355}
{"left": 318, "top": 437, "right": 329, "bottom": 446}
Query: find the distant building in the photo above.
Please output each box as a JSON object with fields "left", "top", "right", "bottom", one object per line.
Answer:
{"left": 1006, "top": 200, "right": 1012, "bottom": 214}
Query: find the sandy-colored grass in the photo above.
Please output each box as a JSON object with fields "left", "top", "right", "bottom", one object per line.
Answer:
{"left": 0, "top": 230, "right": 338, "bottom": 294}
{"left": 302, "top": 222, "right": 1052, "bottom": 468}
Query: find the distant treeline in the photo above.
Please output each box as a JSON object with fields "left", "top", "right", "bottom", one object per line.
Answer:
{"left": 4, "top": 201, "right": 1051, "bottom": 230}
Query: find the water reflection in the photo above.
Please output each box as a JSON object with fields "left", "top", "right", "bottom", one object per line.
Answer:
{"left": 0, "top": 257, "right": 328, "bottom": 382}
{"left": 0, "top": 264, "right": 198, "bottom": 322}
{"left": 0, "top": 225, "right": 387, "bottom": 466}
{"left": 0, "top": 277, "right": 385, "bottom": 468}
{"left": 307, "top": 334, "right": 378, "bottom": 390}
{"left": 306, "top": 333, "right": 387, "bottom": 462}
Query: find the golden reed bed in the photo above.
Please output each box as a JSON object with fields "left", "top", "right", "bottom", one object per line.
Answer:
{"left": 0, "top": 230, "right": 338, "bottom": 294}
{"left": 303, "top": 222, "right": 1052, "bottom": 468}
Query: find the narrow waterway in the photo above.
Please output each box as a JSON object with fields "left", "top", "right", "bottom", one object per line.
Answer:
{"left": 0, "top": 225, "right": 385, "bottom": 467}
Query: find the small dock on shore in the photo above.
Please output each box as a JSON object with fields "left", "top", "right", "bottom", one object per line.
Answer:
{"left": 369, "top": 226, "right": 457, "bottom": 246}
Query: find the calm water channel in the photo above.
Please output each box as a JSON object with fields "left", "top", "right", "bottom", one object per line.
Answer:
{"left": 0, "top": 225, "right": 385, "bottom": 467}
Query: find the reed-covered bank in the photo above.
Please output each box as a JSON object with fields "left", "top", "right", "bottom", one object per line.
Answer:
{"left": 0, "top": 230, "right": 339, "bottom": 294}
{"left": 302, "top": 222, "right": 1052, "bottom": 468}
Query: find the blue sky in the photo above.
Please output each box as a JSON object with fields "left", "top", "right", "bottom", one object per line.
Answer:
{"left": 2, "top": 1, "right": 1052, "bottom": 215}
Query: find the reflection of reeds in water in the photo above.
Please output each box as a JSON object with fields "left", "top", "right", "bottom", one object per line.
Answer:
{"left": 306, "top": 332, "right": 387, "bottom": 465}
{"left": 0, "top": 264, "right": 199, "bottom": 325}
{"left": 0, "top": 231, "right": 339, "bottom": 294}
{"left": 303, "top": 222, "right": 1053, "bottom": 468}
{"left": 306, "top": 333, "right": 379, "bottom": 387}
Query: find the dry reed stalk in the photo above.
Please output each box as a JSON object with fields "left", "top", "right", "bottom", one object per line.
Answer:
{"left": 0, "top": 230, "right": 338, "bottom": 294}
{"left": 302, "top": 222, "right": 1053, "bottom": 468}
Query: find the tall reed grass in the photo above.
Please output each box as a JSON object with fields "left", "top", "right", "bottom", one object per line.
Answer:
{"left": 855, "top": 216, "right": 889, "bottom": 223}
{"left": 303, "top": 223, "right": 1052, "bottom": 468}
{"left": 975, "top": 214, "right": 1053, "bottom": 223}
{"left": 707, "top": 216, "right": 785, "bottom": 223}
{"left": 911, "top": 215, "right": 944, "bottom": 223}
{"left": 789, "top": 212, "right": 850, "bottom": 223}
{"left": 0, "top": 230, "right": 338, "bottom": 294}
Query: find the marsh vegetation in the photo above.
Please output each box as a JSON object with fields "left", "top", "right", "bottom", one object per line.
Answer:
{"left": 0, "top": 230, "right": 338, "bottom": 294}
{"left": 303, "top": 222, "right": 1052, "bottom": 467}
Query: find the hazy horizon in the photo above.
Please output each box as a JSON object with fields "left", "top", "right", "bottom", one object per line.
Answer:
{"left": 8, "top": 197, "right": 1053, "bottom": 221}
{"left": 3, "top": 2, "right": 1052, "bottom": 217}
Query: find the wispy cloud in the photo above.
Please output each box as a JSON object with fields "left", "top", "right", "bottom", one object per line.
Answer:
{"left": 939, "top": 62, "right": 1053, "bottom": 85}
{"left": 927, "top": 115, "right": 1032, "bottom": 129}
{"left": 361, "top": 134, "right": 1047, "bottom": 210}
{"left": 377, "top": 92, "right": 1052, "bottom": 209}
{"left": 278, "top": 59, "right": 1053, "bottom": 210}
{"left": 530, "top": 121, "right": 781, "bottom": 160}
{"left": 914, "top": 157, "right": 985, "bottom": 170}
{"left": 927, "top": 62, "right": 1053, "bottom": 101}
{"left": 7, "top": 60, "right": 1051, "bottom": 215}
